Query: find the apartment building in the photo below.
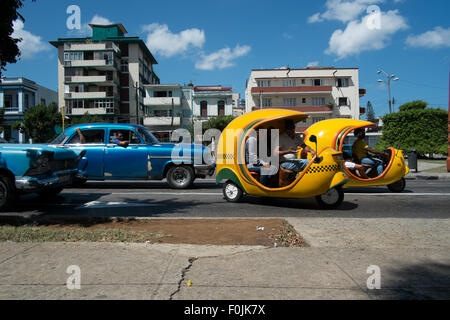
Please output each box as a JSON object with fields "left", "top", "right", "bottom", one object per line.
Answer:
{"left": 246, "top": 67, "right": 366, "bottom": 131}
{"left": 143, "top": 84, "right": 236, "bottom": 140}
{"left": 50, "top": 23, "right": 160, "bottom": 124}
{"left": 0, "top": 77, "right": 57, "bottom": 143}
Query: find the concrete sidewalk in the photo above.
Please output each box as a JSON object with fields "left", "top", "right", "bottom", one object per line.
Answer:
{"left": 0, "top": 242, "right": 448, "bottom": 300}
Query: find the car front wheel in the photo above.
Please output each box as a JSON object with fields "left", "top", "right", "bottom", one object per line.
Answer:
{"left": 166, "top": 165, "right": 195, "bottom": 189}
{"left": 315, "top": 187, "right": 344, "bottom": 210}
{"left": 0, "top": 174, "right": 17, "bottom": 212}
{"left": 387, "top": 178, "right": 406, "bottom": 193}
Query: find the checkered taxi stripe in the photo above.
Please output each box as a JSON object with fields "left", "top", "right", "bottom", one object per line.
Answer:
{"left": 306, "top": 164, "right": 340, "bottom": 174}
{"left": 218, "top": 154, "right": 235, "bottom": 160}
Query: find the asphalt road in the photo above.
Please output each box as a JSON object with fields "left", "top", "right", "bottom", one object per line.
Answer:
{"left": 1, "top": 179, "right": 449, "bottom": 219}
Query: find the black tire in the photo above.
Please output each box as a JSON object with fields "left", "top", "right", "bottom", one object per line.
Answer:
{"left": 166, "top": 165, "right": 195, "bottom": 189}
{"left": 38, "top": 187, "right": 64, "bottom": 198}
{"left": 72, "top": 178, "right": 87, "bottom": 187}
{"left": 315, "top": 187, "right": 345, "bottom": 210}
{"left": 223, "top": 181, "right": 244, "bottom": 203}
{"left": 387, "top": 178, "right": 406, "bottom": 193}
{"left": 0, "top": 174, "right": 17, "bottom": 212}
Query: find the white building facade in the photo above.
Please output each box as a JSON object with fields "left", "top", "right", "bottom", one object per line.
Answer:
{"left": 245, "top": 67, "right": 366, "bottom": 131}
{"left": 143, "top": 84, "right": 236, "bottom": 140}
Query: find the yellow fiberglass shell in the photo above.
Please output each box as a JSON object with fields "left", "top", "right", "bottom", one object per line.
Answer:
{"left": 305, "top": 119, "right": 409, "bottom": 188}
{"left": 215, "top": 109, "right": 349, "bottom": 199}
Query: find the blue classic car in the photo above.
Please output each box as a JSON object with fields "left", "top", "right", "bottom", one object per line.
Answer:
{"left": 50, "top": 124, "right": 216, "bottom": 189}
{"left": 0, "top": 144, "right": 87, "bottom": 211}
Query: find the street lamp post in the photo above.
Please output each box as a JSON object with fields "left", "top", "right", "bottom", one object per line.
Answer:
{"left": 377, "top": 70, "right": 399, "bottom": 114}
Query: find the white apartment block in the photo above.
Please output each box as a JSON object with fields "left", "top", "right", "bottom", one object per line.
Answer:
{"left": 143, "top": 84, "right": 236, "bottom": 140}
{"left": 246, "top": 67, "right": 366, "bottom": 131}
{"left": 51, "top": 24, "right": 160, "bottom": 124}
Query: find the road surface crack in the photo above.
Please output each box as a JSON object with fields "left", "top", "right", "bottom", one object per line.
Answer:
{"left": 169, "top": 257, "right": 197, "bottom": 300}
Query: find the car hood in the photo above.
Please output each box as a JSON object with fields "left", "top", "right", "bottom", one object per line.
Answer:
{"left": 0, "top": 144, "right": 82, "bottom": 160}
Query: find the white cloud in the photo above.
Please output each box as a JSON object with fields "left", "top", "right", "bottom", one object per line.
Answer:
{"left": 308, "top": 0, "right": 384, "bottom": 24}
{"left": 12, "top": 20, "right": 50, "bottom": 59}
{"left": 325, "top": 9, "right": 408, "bottom": 59}
{"left": 195, "top": 45, "right": 251, "bottom": 71}
{"left": 142, "top": 23, "right": 205, "bottom": 57}
{"left": 307, "top": 61, "right": 320, "bottom": 67}
{"left": 406, "top": 27, "right": 450, "bottom": 49}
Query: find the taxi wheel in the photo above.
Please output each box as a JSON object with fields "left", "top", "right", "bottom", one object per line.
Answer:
{"left": 167, "top": 165, "right": 195, "bottom": 189}
{"left": 0, "top": 174, "right": 17, "bottom": 212}
{"left": 315, "top": 187, "right": 344, "bottom": 210}
{"left": 387, "top": 178, "right": 406, "bottom": 193}
{"left": 223, "top": 181, "right": 243, "bottom": 203}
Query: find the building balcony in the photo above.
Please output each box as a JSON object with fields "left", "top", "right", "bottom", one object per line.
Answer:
{"left": 65, "top": 92, "right": 109, "bottom": 99}
{"left": 64, "top": 60, "right": 118, "bottom": 70}
{"left": 64, "top": 42, "right": 120, "bottom": 54}
{"left": 69, "top": 107, "right": 117, "bottom": 116}
{"left": 143, "top": 97, "right": 181, "bottom": 107}
{"left": 65, "top": 75, "right": 119, "bottom": 86}
{"left": 253, "top": 106, "right": 334, "bottom": 114}
{"left": 144, "top": 117, "right": 181, "bottom": 126}
{"left": 251, "top": 86, "right": 333, "bottom": 95}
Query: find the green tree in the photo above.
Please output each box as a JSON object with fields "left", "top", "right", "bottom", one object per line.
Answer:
{"left": 378, "top": 105, "right": 448, "bottom": 156}
{"left": 0, "top": 0, "right": 35, "bottom": 76}
{"left": 398, "top": 100, "right": 428, "bottom": 112}
{"left": 15, "top": 103, "right": 61, "bottom": 143}
{"left": 365, "top": 101, "right": 376, "bottom": 123}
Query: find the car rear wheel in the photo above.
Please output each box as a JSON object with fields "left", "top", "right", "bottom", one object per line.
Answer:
{"left": 0, "top": 174, "right": 17, "bottom": 212}
{"left": 166, "top": 165, "right": 195, "bottom": 189}
{"left": 387, "top": 178, "right": 406, "bottom": 193}
{"left": 315, "top": 187, "right": 344, "bottom": 210}
{"left": 223, "top": 181, "right": 243, "bottom": 203}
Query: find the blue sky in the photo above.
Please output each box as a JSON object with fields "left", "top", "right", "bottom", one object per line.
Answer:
{"left": 5, "top": 0, "right": 450, "bottom": 118}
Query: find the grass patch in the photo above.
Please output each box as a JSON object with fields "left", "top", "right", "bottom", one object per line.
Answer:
{"left": 0, "top": 226, "right": 165, "bottom": 243}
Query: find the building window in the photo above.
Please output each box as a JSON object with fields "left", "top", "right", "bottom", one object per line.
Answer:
{"left": 301, "top": 79, "right": 306, "bottom": 85}
{"left": 262, "top": 98, "right": 272, "bottom": 108}
{"left": 218, "top": 100, "right": 225, "bottom": 116}
{"left": 312, "top": 97, "right": 325, "bottom": 106}
{"left": 200, "top": 101, "right": 208, "bottom": 117}
{"left": 312, "top": 79, "right": 322, "bottom": 86}
{"left": 64, "top": 52, "right": 83, "bottom": 61}
{"left": 283, "top": 98, "right": 296, "bottom": 107}
{"left": 312, "top": 117, "right": 326, "bottom": 124}
{"left": 24, "top": 94, "right": 29, "bottom": 108}
{"left": 338, "top": 97, "right": 349, "bottom": 106}
{"left": 302, "top": 98, "right": 307, "bottom": 104}
{"left": 257, "top": 80, "right": 271, "bottom": 87}
{"left": 4, "top": 95, "right": 12, "bottom": 108}
{"left": 41, "top": 98, "right": 46, "bottom": 105}
{"left": 337, "top": 78, "right": 349, "bottom": 87}
{"left": 283, "top": 79, "right": 296, "bottom": 87}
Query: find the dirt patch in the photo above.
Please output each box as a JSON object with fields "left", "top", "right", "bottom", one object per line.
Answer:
{"left": 0, "top": 217, "right": 307, "bottom": 247}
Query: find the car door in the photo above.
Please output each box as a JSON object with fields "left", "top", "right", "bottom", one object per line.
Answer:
{"left": 65, "top": 129, "right": 106, "bottom": 179}
{"left": 103, "top": 128, "right": 149, "bottom": 179}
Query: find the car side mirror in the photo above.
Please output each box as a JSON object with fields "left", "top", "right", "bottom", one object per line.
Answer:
{"left": 309, "top": 135, "right": 318, "bottom": 155}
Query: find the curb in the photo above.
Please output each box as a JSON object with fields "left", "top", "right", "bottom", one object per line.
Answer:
{"left": 405, "top": 174, "right": 450, "bottom": 181}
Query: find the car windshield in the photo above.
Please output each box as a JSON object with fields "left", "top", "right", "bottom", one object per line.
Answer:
{"left": 138, "top": 128, "right": 160, "bottom": 144}
{"left": 51, "top": 133, "right": 66, "bottom": 145}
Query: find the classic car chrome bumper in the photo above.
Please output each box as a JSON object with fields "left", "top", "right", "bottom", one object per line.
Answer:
{"left": 15, "top": 169, "right": 78, "bottom": 191}
{"left": 194, "top": 163, "right": 216, "bottom": 177}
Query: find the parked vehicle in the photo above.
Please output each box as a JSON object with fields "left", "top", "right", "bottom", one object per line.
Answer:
{"left": 305, "top": 119, "right": 409, "bottom": 192}
{"left": 50, "top": 124, "right": 215, "bottom": 189}
{"left": 215, "top": 109, "right": 349, "bottom": 209}
{"left": 0, "top": 144, "right": 87, "bottom": 211}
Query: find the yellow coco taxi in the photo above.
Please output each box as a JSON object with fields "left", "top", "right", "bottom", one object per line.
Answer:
{"left": 215, "top": 109, "right": 349, "bottom": 209}
{"left": 305, "top": 119, "right": 409, "bottom": 192}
